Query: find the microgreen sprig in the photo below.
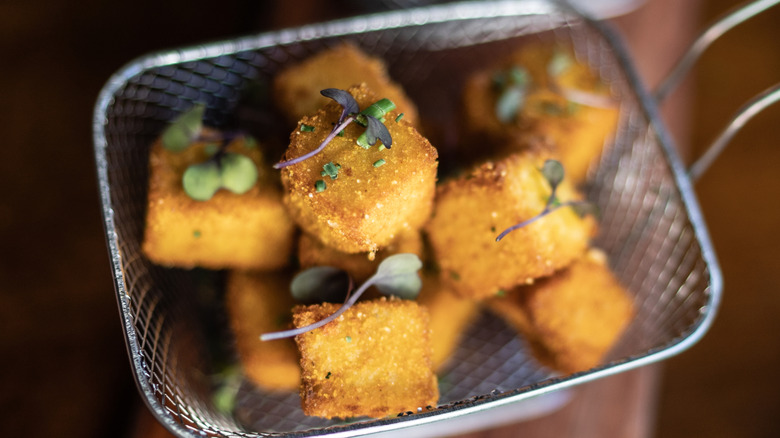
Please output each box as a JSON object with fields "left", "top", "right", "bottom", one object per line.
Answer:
{"left": 160, "top": 103, "right": 259, "bottom": 201}
{"left": 273, "top": 89, "right": 394, "bottom": 169}
{"left": 495, "top": 160, "right": 597, "bottom": 242}
{"left": 259, "top": 253, "right": 422, "bottom": 341}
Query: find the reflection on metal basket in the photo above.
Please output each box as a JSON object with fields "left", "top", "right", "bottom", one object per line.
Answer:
{"left": 92, "top": 1, "right": 721, "bottom": 436}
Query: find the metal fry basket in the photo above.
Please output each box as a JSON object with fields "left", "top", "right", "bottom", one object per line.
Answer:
{"left": 92, "top": 1, "right": 722, "bottom": 436}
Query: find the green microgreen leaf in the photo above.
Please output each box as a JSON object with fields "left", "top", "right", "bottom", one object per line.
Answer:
{"left": 548, "top": 50, "right": 573, "bottom": 78}
{"left": 321, "top": 162, "right": 341, "bottom": 180}
{"left": 182, "top": 160, "right": 222, "bottom": 201}
{"left": 220, "top": 152, "right": 258, "bottom": 194}
{"left": 373, "top": 254, "right": 423, "bottom": 299}
{"left": 291, "top": 266, "right": 351, "bottom": 304}
{"left": 541, "top": 159, "right": 564, "bottom": 190}
{"left": 495, "top": 86, "right": 526, "bottom": 123}
{"left": 494, "top": 66, "right": 530, "bottom": 123}
{"left": 162, "top": 103, "right": 206, "bottom": 152}
{"left": 570, "top": 201, "right": 600, "bottom": 219}
{"left": 212, "top": 365, "right": 241, "bottom": 414}
{"left": 260, "top": 253, "right": 422, "bottom": 342}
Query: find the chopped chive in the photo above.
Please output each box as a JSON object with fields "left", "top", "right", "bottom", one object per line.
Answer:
{"left": 321, "top": 162, "right": 341, "bottom": 180}
{"left": 193, "top": 230, "right": 202, "bottom": 238}
{"left": 378, "top": 144, "right": 386, "bottom": 151}
{"left": 345, "top": 336, "right": 352, "bottom": 343}
{"left": 325, "top": 372, "right": 332, "bottom": 379}
{"left": 314, "top": 180, "right": 326, "bottom": 192}
{"left": 337, "top": 130, "right": 345, "bottom": 137}
{"left": 495, "top": 289, "right": 506, "bottom": 297}
{"left": 373, "top": 159, "right": 386, "bottom": 168}
{"left": 395, "top": 113, "right": 404, "bottom": 123}
{"left": 300, "top": 124, "right": 315, "bottom": 132}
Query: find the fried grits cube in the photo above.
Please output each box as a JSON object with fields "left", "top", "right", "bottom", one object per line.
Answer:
{"left": 297, "top": 230, "right": 423, "bottom": 284}
{"left": 460, "top": 43, "right": 618, "bottom": 182}
{"left": 486, "top": 249, "right": 634, "bottom": 374}
{"left": 416, "top": 272, "right": 479, "bottom": 371}
{"left": 142, "top": 129, "right": 295, "bottom": 270}
{"left": 293, "top": 297, "right": 439, "bottom": 419}
{"left": 426, "top": 152, "right": 595, "bottom": 299}
{"left": 226, "top": 270, "right": 300, "bottom": 391}
{"left": 281, "top": 84, "right": 438, "bottom": 254}
{"left": 273, "top": 42, "right": 419, "bottom": 126}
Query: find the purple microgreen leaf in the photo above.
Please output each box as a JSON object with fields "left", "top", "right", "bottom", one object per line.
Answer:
{"left": 364, "top": 115, "right": 393, "bottom": 148}
{"left": 290, "top": 266, "right": 351, "bottom": 304}
{"left": 321, "top": 88, "right": 359, "bottom": 124}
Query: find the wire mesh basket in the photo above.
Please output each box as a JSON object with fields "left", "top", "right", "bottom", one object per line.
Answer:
{"left": 92, "top": 1, "right": 722, "bottom": 436}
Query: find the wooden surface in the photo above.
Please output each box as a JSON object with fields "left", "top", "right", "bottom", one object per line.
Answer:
{"left": 3, "top": 0, "right": 780, "bottom": 437}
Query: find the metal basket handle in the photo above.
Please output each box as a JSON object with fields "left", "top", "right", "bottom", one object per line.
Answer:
{"left": 653, "top": 0, "right": 780, "bottom": 181}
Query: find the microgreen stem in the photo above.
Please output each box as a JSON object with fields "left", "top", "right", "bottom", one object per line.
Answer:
{"left": 260, "top": 276, "right": 364, "bottom": 341}
{"left": 273, "top": 116, "right": 355, "bottom": 169}
{"left": 495, "top": 200, "right": 585, "bottom": 242}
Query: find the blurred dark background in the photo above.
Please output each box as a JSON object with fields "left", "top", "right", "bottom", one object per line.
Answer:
{"left": 1, "top": 0, "right": 778, "bottom": 436}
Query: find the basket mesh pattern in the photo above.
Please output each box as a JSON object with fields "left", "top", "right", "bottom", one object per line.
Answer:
{"left": 94, "top": 2, "right": 718, "bottom": 437}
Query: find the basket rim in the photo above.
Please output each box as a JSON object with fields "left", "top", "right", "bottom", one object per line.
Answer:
{"left": 91, "top": 1, "right": 723, "bottom": 437}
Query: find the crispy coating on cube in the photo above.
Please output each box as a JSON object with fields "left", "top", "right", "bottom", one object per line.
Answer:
{"left": 460, "top": 43, "right": 618, "bottom": 182}
{"left": 426, "top": 152, "right": 596, "bottom": 299}
{"left": 273, "top": 42, "right": 419, "bottom": 127}
{"left": 486, "top": 249, "right": 634, "bottom": 374}
{"left": 297, "top": 230, "right": 423, "bottom": 284}
{"left": 142, "top": 129, "right": 295, "bottom": 270}
{"left": 416, "top": 272, "right": 479, "bottom": 371}
{"left": 281, "top": 83, "right": 438, "bottom": 254}
{"left": 293, "top": 297, "right": 439, "bottom": 419}
{"left": 225, "top": 270, "right": 300, "bottom": 391}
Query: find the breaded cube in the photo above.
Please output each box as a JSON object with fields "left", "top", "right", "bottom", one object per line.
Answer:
{"left": 225, "top": 270, "right": 300, "bottom": 391}
{"left": 416, "top": 272, "right": 479, "bottom": 371}
{"left": 142, "top": 129, "right": 295, "bottom": 270}
{"left": 281, "top": 83, "right": 438, "bottom": 254}
{"left": 486, "top": 249, "right": 634, "bottom": 374}
{"left": 297, "top": 230, "right": 423, "bottom": 284}
{"left": 293, "top": 297, "right": 439, "bottom": 419}
{"left": 426, "top": 152, "right": 596, "bottom": 299}
{"left": 273, "top": 42, "right": 419, "bottom": 127}
{"left": 460, "top": 43, "right": 618, "bottom": 182}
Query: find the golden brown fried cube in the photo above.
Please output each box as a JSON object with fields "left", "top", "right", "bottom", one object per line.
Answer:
{"left": 281, "top": 83, "right": 438, "bottom": 254}
{"left": 416, "top": 272, "right": 479, "bottom": 371}
{"left": 486, "top": 249, "right": 634, "bottom": 374}
{"left": 273, "top": 42, "right": 419, "bottom": 126}
{"left": 426, "top": 152, "right": 595, "bottom": 299}
{"left": 293, "top": 297, "right": 439, "bottom": 419}
{"left": 460, "top": 43, "right": 618, "bottom": 182}
{"left": 297, "top": 230, "right": 423, "bottom": 284}
{"left": 226, "top": 270, "right": 300, "bottom": 391}
{"left": 142, "top": 129, "right": 295, "bottom": 270}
